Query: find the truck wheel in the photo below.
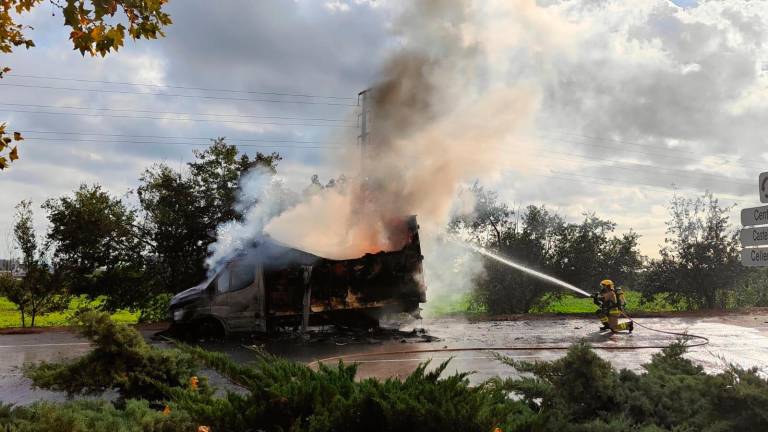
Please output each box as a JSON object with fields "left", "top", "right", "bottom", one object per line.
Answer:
{"left": 195, "top": 318, "right": 225, "bottom": 341}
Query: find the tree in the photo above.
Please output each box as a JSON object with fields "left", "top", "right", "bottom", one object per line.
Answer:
{"left": 0, "top": 122, "right": 22, "bottom": 170}
{"left": 1, "top": 0, "right": 171, "bottom": 58}
{"left": 450, "top": 181, "right": 512, "bottom": 248}
{"left": 43, "top": 184, "right": 147, "bottom": 310}
{"left": 0, "top": 200, "right": 68, "bottom": 327}
{"left": 457, "top": 184, "right": 642, "bottom": 314}
{"left": 638, "top": 192, "right": 741, "bottom": 309}
{"left": 188, "top": 137, "right": 281, "bottom": 226}
{"left": 137, "top": 164, "right": 209, "bottom": 293}
{"left": 137, "top": 139, "right": 281, "bottom": 295}
{"left": 0, "top": 0, "right": 171, "bottom": 169}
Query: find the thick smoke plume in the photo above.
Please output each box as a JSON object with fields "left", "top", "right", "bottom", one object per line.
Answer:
{"left": 207, "top": 0, "right": 544, "bottom": 305}
{"left": 264, "top": 0, "right": 539, "bottom": 259}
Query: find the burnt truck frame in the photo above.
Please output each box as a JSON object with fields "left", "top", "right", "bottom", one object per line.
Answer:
{"left": 168, "top": 216, "right": 426, "bottom": 336}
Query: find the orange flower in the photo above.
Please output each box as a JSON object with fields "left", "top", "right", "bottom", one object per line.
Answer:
{"left": 197, "top": 426, "right": 210, "bottom": 432}
{"left": 162, "top": 405, "right": 171, "bottom": 416}
{"left": 190, "top": 376, "right": 199, "bottom": 390}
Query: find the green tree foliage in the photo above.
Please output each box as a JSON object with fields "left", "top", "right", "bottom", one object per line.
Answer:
{"left": 0, "top": 200, "right": 68, "bottom": 327}
{"left": 20, "top": 314, "right": 768, "bottom": 431}
{"left": 43, "top": 184, "right": 148, "bottom": 310}
{"left": 137, "top": 138, "right": 281, "bottom": 294}
{"left": 494, "top": 340, "right": 768, "bottom": 431}
{"left": 639, "top": 192, "right": 741, "bottom": 309}
{"left": 0, "top": 399, "right": 194, "bottom": 432}
{"left": 456, "top": 183, "right": 642, "bottom": 313}
{"left": 31, "top": 140, "right": 281, "bottom": 311}
{"left": 24, "top": 310, "right": 201, "bottom": 402}
{"left": 160, "top": 347, "right": 532, "bottom": 432}
{"left": 137, "top": 165, "right": 209, "bottom": 294}
{"left": 188, "top": 137, "right": 281, "bottom": 226}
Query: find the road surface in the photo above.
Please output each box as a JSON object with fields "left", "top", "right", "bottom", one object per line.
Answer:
{"left": 1, "top": 314, "right": 767, "bottom": 404}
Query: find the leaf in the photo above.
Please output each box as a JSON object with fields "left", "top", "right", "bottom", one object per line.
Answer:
{"left": 0, "top": 157, "right": 7, "bottom": 170}
{"left": 9, "top": 147, "right": 19, "bottom": 161}
{"left": 13, "top": 132, "right": 23, "bottom": 141}
{"left": 91, "top": 25, "right": 104, "bottom": 42}
{"left": 2, "top": 137, "right": 12, "bottom": 144}
{"left": 0, "top": 142, "right": 5, "bottom": 152}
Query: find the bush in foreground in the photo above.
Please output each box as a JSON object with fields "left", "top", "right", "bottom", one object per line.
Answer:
{"left": 24, "top": 310, "right": 201, "bottom": 402}
{"left": 165, "top": 345, "right": 531, "bottom": 432}
{"left": 495, "top": 341, "right": 768, "bottom": 431}
{"left": 17, "top": 313, "right": 768, "bottom": 431}
{"left": 0, "top": 399, "right": 193, "bottom": 432}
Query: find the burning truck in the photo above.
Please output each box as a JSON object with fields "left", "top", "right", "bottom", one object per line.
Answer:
{"left": 168, "top": 216, "right": 426, "bottom": 336}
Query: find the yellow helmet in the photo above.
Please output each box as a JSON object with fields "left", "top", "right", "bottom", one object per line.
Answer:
{"left": 600, "top": 279, "right": 614, "bottom": 290}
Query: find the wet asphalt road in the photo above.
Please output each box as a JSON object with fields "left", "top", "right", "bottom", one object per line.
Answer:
{"left": 2, "top": 315, "right": 767, "bottom": 405}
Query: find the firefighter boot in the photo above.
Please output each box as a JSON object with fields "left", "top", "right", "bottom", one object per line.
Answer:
{"left": 613, "top": 320, "right": 633, "bottom": 333}
{"left": 599, "top": 315, "right": 610, "bottom": 331}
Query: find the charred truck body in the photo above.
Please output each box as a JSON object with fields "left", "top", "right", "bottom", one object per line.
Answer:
{"left": 168, "top": 216, "right": 426, "bottom": 335}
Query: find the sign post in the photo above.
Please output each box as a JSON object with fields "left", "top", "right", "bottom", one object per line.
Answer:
{"left": 741, "top": 172, "right": 768, "bottom": 266}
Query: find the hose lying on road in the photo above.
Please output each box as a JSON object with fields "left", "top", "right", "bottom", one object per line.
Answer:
{"left": 307, "top": 315, "right": 710, "bottom": 367}
{"left": 622, "top": 311, "right": 710, "bottom": 348}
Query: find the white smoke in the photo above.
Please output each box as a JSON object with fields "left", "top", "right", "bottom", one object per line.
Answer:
{"left": 206, "top": 167, "right": 300, "bottom": 272}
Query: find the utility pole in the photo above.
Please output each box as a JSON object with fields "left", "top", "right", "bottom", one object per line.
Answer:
{"left": 357, "top": 88, "right": 373, "bottom": 171}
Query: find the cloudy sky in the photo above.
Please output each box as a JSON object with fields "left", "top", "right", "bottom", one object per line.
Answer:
{"left": 1, "top": 0, "right": 766, "bottom": 258}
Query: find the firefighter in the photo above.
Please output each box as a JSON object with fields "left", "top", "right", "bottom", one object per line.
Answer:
{"left": 592, "top": 279, "right": 633, "bottom": 333}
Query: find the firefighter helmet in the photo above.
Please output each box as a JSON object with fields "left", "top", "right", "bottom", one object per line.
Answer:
{"left": 600, "top": 279, "right": 615, "bottom": 290}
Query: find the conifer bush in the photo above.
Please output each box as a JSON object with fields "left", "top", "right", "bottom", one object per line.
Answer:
{"left": 23, "top": 310, "right": 201, "bottom": 401}
{"left": 494, "top": 341, "right": 768, "bottom": 431}
{"left": 17, "top": 313, "right": 768, "bottom": 432}
{"left": 164, "top": 344, "right": 533, "bottom": 432}
{"left": 0, "top": 400, "right": 194, "bottom": 432}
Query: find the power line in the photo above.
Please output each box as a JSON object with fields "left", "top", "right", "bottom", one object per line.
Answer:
{"left": 4, "top": 73, "right": 356, "bottom": 100}
{"left": 524, "top": 149, "right": 754, "bottom": 188}
{"left": 0, "top": 103, "right": 355, "bottom": 123}
{"left": 22, "top": 136, "right": 343, "bottom": 149}
{"left": 547, "top": 171, "right": 752, "bottom": 204}
{"left": 14, "top": 128, "right": 755, "bottom": 186}
{"left": 0, "top": 83, "right": 359, "bottom": 107}
{"left": 539, "top": 135, "right": 766, "bottom": 171}
{"left": 19, "top": 130, "right": 339, "bottom": 144}
{"left": 0, "top": 108, "right": 357, "bottom": 128}
{"left": 540, "top": 130, "right": 714, "bottom": 154}
{"left": 539, "top": 130, "right": 766, "bottom": 171}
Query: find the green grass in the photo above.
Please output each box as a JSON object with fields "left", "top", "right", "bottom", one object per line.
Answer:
{"left": 423, "top": 292, "right": 486, "bottom": 317}
{"left": 0, "top": 296, "right": 139, "bottom": 328}
{"left": 426, "top": 290, "right": 687, "bottom": 317}
{"left": 531, "top": 291, "right": 686, "bottom": 314}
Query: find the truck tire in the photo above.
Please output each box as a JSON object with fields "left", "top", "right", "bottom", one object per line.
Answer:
{"left": 194, "top": 317, "right": 225, "bottom": 341}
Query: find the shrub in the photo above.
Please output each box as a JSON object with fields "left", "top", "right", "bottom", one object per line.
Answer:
{"left": 495, "top": 340, "right": 768, "bottom": 431}
{"left": 18, "top": 314, "right": 768, "bottom": 432}
{"left": 137, "top": 294, "right": 172, "bottom": 323}
{"left": 166, "top": 345, "right": 534, "bottom": 432}
{"left": 0, "top": 400, "right": 194, "bottom": 432}
{"left": 23, "top": 311, "right": 201, "bottom": 401}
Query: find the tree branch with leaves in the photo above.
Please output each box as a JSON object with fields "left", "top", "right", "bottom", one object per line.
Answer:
{"left": 0, "top": 0, "right": 172, "bottom": 170}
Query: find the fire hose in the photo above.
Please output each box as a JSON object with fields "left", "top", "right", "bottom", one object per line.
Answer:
{"left": 307, "top": 313, "right": 709, "bottom": 367}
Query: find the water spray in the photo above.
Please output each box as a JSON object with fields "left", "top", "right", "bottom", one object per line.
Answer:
{"left": 447, "top": 237, "right": 591, "bottom": 297}
{"left": 308, "top": 237, "right": 711, "bottom": 367}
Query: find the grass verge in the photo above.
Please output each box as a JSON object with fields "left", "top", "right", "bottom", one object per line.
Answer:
{"left": 0, "top": 296, "right": 139, "bottom": 328}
